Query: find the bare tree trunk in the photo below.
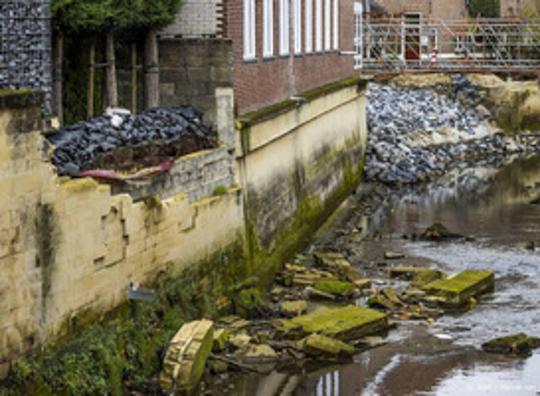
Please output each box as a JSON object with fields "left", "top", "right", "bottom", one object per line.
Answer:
{"left": 131, "top": 42, "right": 138, "bottom": 113}
{"left": 144, "top": 28, "right": 160, "bottom": 109}
{"left": 105, "top": 31, "right": 118, "bottom": 108}
{"left": 53, "top": 31, "right": 64, "bottom": 126}
{"left": 87, "top": 41, "right": 95, "bottom": 119}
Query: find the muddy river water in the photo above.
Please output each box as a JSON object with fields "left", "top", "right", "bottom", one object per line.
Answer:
{"left": 206, "top": 155, "right": 540, "bottom": 396}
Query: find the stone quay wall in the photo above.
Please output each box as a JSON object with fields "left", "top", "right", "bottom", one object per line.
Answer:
{"left": 0, "top": 81, "right": 368, "bottom": 378}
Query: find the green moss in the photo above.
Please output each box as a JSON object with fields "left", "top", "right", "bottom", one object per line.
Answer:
{"left": 482, "top": 333, "right": 540, "bottom": 356}
{"left": 302, "top": 334, "right": 355, "bottom": 356}
{"left": 237, "top": 76, "right": 365, "bottom": 130}
{"left": 300, "top": 76, "right": 364, "bottom": 102}
{"left": 277, "top": 306, "right": 388, "bottom": 341}
{"left": 212, "top": 185, "right": 228, "bottom": 196}
{"left": 423, "top": 270, "right": 494, "bottom": 306}
{"left": 411, "top": 269, "right": 446, "bottom": 288}
{"left": 0, "top": 89, "right": 32, "bottom": 96}
{"left": 313, "top": 279, "right": 355, "bottom": 297}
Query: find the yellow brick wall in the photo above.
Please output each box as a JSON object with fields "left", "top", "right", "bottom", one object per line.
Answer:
{"left": 0, "top": 101, "right": 244, "bottom": 375}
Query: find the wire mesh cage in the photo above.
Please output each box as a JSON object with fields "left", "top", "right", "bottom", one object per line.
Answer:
{"left": 0, "top": 0, "right": 52, "bottom": 115}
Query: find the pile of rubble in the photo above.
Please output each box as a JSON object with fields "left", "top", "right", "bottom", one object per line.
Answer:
{"left": 159, "top": 234, "right": 496, "bottom": 394}
{"left": 364, "top": 79, "right": 526, "bottom": 185}
{"left": 47, "top": 107, "right": 216, "bottom": 176}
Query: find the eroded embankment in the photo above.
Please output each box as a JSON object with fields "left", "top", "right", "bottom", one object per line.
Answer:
{"left": 365, "top": 74, "right": 540, "bottom": 185}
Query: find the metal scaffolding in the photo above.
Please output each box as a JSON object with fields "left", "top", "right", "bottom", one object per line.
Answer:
{"left": 354, "top": 12, "right": 540, "bottom": 74}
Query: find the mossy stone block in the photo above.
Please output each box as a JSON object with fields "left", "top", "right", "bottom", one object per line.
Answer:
{"left": 422, "top": 270, "right": 494, "bottom": 307}
{"left": 411, "top": 269, "right": 446, "bottom": 288}
{"left": 313, "top": 279, "right": 355, "bottom": 297}
{"left": 482, "top": 333, "right": 540, "bottom": 356}
{"left": 276, "top": 305, "right": 388, "bottom": 341}
{"left": 302, "top": 334, "right": 355, "bottom": 357}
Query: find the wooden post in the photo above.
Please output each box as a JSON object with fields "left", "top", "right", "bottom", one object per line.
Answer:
{"left": 144, "top": 28, "right": 160, "bottom": 109}
{"left": 87, "top": 41, "right": 96, "bottom": 119}
{"left": 53, "top": 31, "right": 64, "bottom": 126}
{"left": 131, "top": 42, "right": 138, "bottom": 114}
{"left": 105, "top": 31, "right": 118, "bottom": 108}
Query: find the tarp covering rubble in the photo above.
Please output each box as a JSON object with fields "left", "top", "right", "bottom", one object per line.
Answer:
{"left": 47, "top": 107, "right": 217, "bottom": 179}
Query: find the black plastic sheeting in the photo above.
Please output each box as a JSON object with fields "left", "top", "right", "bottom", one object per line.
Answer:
{"left": 48, "top": 107, "right": 216, "bottom": 176}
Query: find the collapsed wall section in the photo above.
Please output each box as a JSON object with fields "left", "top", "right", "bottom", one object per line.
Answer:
{"left": 0, "top": 90, "right": 243, "bottom": 379}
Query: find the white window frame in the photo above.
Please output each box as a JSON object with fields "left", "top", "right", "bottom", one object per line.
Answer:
{"left": 315, "top": 0, "right": 323, "bottom": 52}
{"left": 333, "top": 0, "right": 339, "bottom": 50}
{"left": 293, "top": 0, "right": 302, "bottom": 54}
{"left": 263, "top": 0, "right": 274, "bottom": 57}
{"left": 280, "top": 0, "right": 290, "bottom": 56}
{"left": 324, "top": 0, "right": 331, "bottom": 51}
{"left": 243, "top": 0, "right": 256, "bottom": 60}
{"left": 305, "top": 0, "right": 313, "bottom": 53}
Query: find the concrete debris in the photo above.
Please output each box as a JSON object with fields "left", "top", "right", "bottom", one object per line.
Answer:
{"left": 275, "top": 305, "right": 389, "bottom": 341}
{"left": 160, "top": 319, "right": 214, "bottom": 394}
{"left": 279, "top": 300, "right": 308, "bottom": 317}
{"left": 228, "top": 333, "right": 252, "bottom": 350}
{"left": 422, "top": 270, "right": 495, "bottom": 308}
{"left": 48, "top": 106, "right": 216, "bottom": 176}
{"left": 482, "top": 333, "right": 540, "bottom": 356}
{"left": 301, "top": 334, "right": 355, "bottom": 358}
{"left": 384, "top": 251, "right": 405, "bottom": 260}
{"left": 313, "top": 279, "right": 356, "bottom": 298}
{"left": 420, "top": 223, "right": 462, "bottom": 241}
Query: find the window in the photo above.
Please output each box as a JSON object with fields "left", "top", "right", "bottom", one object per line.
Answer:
{"left": 305, "top": 0, "right": 313, "bottom": 53}
{"left": 324, "top": 0, "right": 331, "bottom": 51}
{"left": 315, "top": 0, "right": 323, "bottom": 52}
{"left": 243, "top": 0, "right": 256, "bottom": 60}
{"left": 333, "top": 0, "right": 339, "bottom": 50}
{"left": 263, "top": 0, "right": 274, "bottom": 57}
{"left": 293, "top": 0, "right": 302, "bottom": 54}
{"left": 280, "top": 0, "right": 290, "bottom": 55}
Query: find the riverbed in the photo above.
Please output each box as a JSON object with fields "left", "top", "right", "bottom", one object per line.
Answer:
{"left": 204, "top": 154, "right": 540, "bottom": 395}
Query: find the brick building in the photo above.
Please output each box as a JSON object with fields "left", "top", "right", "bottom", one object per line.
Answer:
{"left": 371, "top": 0, "right": 467, "bottom": 20}
{"left": 162, "top": 0, "right": 357, "bottom": 115}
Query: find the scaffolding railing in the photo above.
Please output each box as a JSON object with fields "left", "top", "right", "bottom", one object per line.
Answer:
{"left": 355, "top": 15, "right": 540, "bottom": 74}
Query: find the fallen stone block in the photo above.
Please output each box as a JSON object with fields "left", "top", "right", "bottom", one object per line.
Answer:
{"left": 275, "top": 305, "right": 389, "bottom": 341}
{"left": 389, "top": 266, "right": 424, "bottom": 280}
{"left": 314, "top": 252, "right": 352, "bottom": 274}
{"left": 160, "top": 319, "right": 214, "bottom": 394}
{"left": 420, "top": 223, "right": 462, "bottom": 241}
{"left": 353, "top": 278, "right": 372, "bottom": 290}
{"left": 482, "top": 333, "right": 540, "bottom": 356}
{"left": 411, "top": 269, "right": 446, "bottom": 288}
{"left": 229, "top": 333, "right": 252, "bottom": 350}
{"left": 301, "top": 334, "right": 354, "bottom": 358}
{"left": 280, "top": 300, "right": 308, "bottom": 317}
{"left": 313, "top": 279, "right": 356, "bottom": 298}
{"left": 422, "top": 270, "right": 494, "bottom": 307}
{"left": 384, "top": 251, "right": 405, "bottom": 260}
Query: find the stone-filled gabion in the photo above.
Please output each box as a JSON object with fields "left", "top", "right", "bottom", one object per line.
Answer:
{"left": 48, "top": 107, "right": 216, "bottom": 176}
{"left": 365, "top": 79, "right": 522, "bottom": 185}
{"left": 0, "top": 0, "right": 52, "bottom": 115}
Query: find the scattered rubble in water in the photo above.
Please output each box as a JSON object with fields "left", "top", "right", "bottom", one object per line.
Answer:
{"left": 47, "top": 107, "right": 216, "bottom": 176}
{"left": 482, "top": 333, "right": 540, "bottom": 357}
{"left": 300, "top": 334, "right": 355, "bottom": 359}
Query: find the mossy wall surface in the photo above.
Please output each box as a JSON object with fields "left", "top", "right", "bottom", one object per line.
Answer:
{"left": 0, "top": 84, "right": 368, "bottom": 394}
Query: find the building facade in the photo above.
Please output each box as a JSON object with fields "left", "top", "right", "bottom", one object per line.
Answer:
{"left": 162, "top": 0, "right": 358, "bottom": 115}
{"left": 372, "top": 0, "right": 467, "bottom": 20}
